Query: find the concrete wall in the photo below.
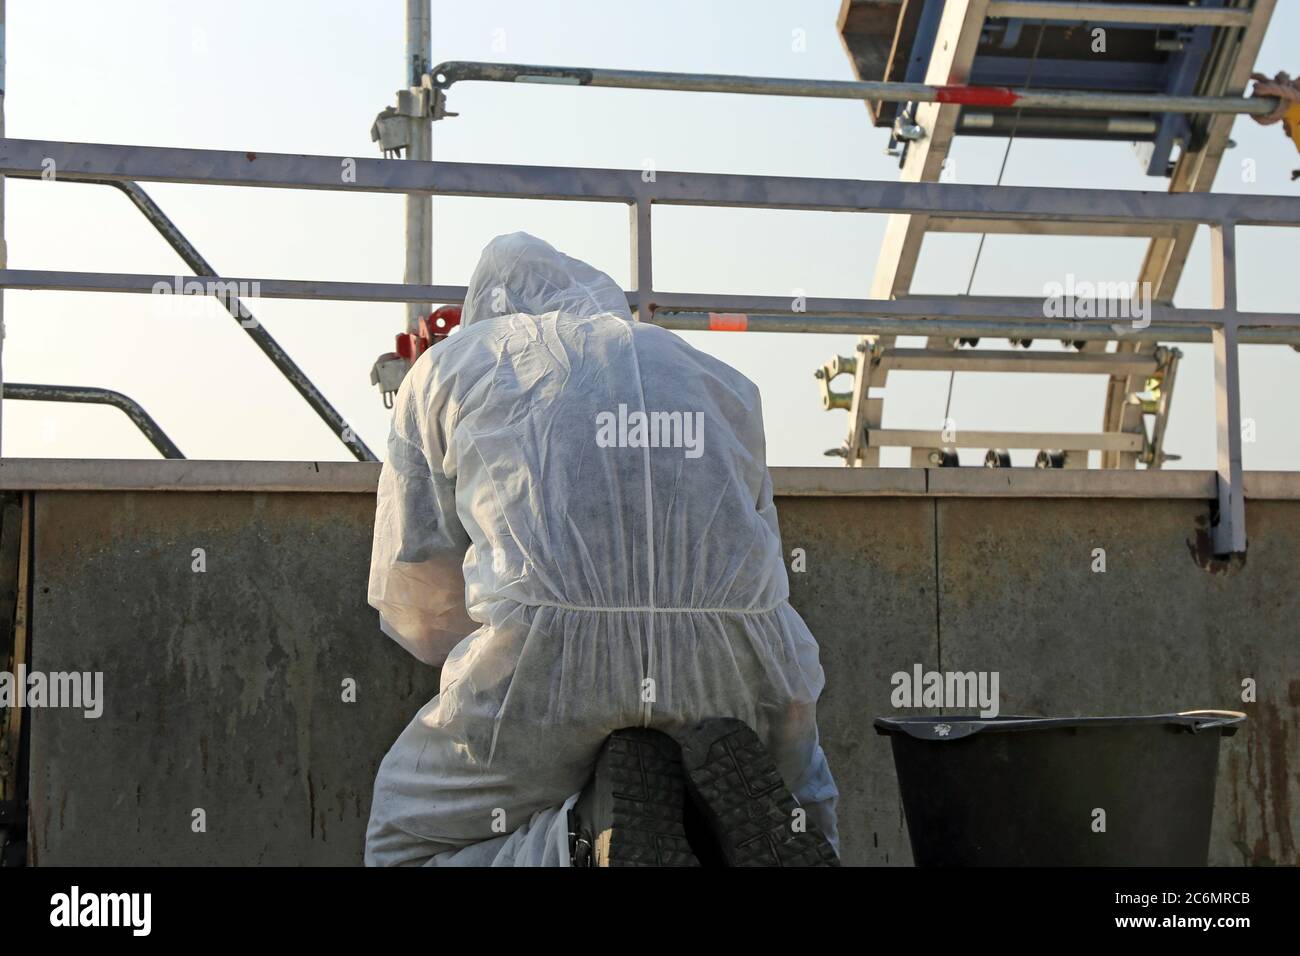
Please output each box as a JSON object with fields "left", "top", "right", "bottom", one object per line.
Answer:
{"left": 12, "top": 461, "right": 1299, "bottom": 866}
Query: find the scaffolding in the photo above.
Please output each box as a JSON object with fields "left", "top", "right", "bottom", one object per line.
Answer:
{"left": 395, "top": 1, "right": 1283, "bottom": 489}
{"left": 2, "top": 135, "right": 1298, "bottom": 552}
{"left": 0, "top": 0, "right": 1294, "bottom": 557}
{"left": 831, "top": 0, "right": 1278, "bottom": 475}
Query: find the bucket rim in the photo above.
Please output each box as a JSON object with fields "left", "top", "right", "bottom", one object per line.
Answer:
{"left": 872, "top": 710, "right": 1246, "bottom": 741}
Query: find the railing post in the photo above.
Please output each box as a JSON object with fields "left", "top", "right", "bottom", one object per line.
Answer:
{"left": 630, "top": 198, "right": 652, "bottom": 321}
{"left": 1210, "top": 222, "right": 1245, "bottom": 555}
{"left": 404, "top": 0, "right": 432, "bottom": 334}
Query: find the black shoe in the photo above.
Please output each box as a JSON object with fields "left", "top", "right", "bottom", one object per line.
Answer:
{"left": 569, "top": 728, "right": 699, "bottom": 867}
{"left": 676, "top": 717, "right": 839, "bottom": 867}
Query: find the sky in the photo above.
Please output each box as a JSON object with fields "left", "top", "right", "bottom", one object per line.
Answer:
{"left": 2, "top": 0, "right": 1298, "bottom": 469}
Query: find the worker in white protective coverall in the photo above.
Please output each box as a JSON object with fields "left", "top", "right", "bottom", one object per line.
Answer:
{"left": 365, "top": 232, "right": 838, "bottom": 866}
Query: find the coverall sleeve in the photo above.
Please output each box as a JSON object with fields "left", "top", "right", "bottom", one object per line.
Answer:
{"left": 368, "top": 364, "right": 477, "bottom": 666}
{"left": 745, "top": 387, "right": 783, "bottom": 542}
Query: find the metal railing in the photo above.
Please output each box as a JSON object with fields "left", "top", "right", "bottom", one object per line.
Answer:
{"left": 427, "top": 59, "right": 1281, "bottom": 118}
{"left": 4, "top": 383, "right": 183, "bottom": 458}
{"left": 25, "top": 177, "right": 375, "bottom": 461}
{"left": 1, "top": 137, "right": 1297, "bottom": 553}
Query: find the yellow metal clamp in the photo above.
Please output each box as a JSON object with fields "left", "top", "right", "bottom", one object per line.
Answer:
{"left": 813, "top": 354, "right": 857, "bottom": 411}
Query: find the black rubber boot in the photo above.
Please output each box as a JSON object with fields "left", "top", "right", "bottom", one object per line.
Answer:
{"left": 676, "top": 717, "right": 840, "bottom": 867}
{"left": 569, "top": 728, "right": 699, "bottom": 867}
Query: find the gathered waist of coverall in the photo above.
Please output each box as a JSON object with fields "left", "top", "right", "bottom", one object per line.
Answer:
{"left": 468, "top": 598, "right": 810, "bottom": 712}
{"left": 517, "top": 600, "right": 786, "bottom": 615}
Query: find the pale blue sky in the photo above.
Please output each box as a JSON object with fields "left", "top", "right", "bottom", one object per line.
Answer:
{"left": 3, "top": 0, "right": 1298, "bottom": 468}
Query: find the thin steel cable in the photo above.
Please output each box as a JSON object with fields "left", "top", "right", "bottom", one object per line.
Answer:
{"left": 943, "top": 22, "right": 1047, "bottom": 425}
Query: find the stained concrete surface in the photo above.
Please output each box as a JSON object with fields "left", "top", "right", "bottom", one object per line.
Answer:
{"left": 23, "top": 483, "right": 1300, "bottom": 866}
{"left": 28, "top": 491, "right": 436, "bottom": 865}
{"left": 934, "top": 498, "right": 1298, "bottom": 867}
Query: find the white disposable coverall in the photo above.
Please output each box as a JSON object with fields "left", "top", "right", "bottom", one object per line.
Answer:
{"left": 365, "top": 233, "right": 838, "bottom": 866}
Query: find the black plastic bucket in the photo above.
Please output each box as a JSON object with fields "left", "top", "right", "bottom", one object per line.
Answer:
{"left": 874, "top": 711, "right": 1245, "bottom": 866}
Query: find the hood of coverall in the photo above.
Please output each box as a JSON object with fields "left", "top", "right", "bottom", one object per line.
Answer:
{"left": 460, "top": 232, "right": 632, "bottom": 328}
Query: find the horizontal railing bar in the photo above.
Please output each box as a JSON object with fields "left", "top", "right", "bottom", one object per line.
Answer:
{"left": 5, "top": 270, "right": 1300, "bottom": 336}
{"left": 654, "top": 310, "right": 1300, "bottom": 345}
{"left": 646, "top": 291, "right": 1300, "bottom": 331}
{"left": 0, "top": 270, "right": 472, "bottom": 305}
{"left": 431, "top": 61, "right": 1276, "bottom": 116}
{"left": 6, "top": 139, "right": 1300, "bottom": 227}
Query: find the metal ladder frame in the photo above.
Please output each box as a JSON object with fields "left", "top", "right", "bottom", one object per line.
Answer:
{"left": 836, "top": 0, "right": 1276, "bottom": 469}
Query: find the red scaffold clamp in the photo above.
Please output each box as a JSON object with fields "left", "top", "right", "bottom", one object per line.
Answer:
{"left": 371, "top": 305, "right": 463, "bottom": 408}
{"left": 395, "top": 305, "right": 462, "bottom": 363}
